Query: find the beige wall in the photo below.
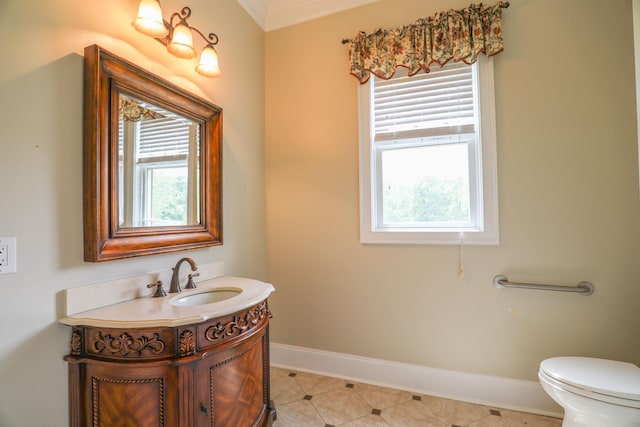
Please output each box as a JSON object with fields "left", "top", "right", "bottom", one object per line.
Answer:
{"left": 0, "top": 0, "right": 638, "bottom": 424}
{"left": 0, "top": 1, "right": 265, "bottom": 425}
{"left": 266, "top": 0, "right": 640, "bottom": 381}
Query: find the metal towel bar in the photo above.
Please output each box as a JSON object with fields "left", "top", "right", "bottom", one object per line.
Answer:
{"left": 493, "top": 275, "right": 595, "bottom": 296}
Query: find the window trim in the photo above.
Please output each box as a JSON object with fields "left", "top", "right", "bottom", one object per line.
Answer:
{"left": 358, "top": 56, "right": 499, "bottom": 245}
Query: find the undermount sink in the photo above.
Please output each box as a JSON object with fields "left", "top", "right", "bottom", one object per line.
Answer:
{"left": 170, "top": 288, "right": 242, "bottom": 307}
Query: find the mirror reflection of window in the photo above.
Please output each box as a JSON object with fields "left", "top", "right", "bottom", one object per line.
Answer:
{"left": 118, "top": 94, "right": 200, "bottom": 228}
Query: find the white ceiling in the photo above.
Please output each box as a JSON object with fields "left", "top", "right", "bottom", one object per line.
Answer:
{"left": 235, "top": 0, "right": 381, "bottom": 32}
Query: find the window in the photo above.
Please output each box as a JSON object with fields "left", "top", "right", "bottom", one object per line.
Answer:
{"left": 118, "top": 103, "right": 200, "bottom": 228}
{"left": 358, "top": 56, "right": 499, "bottom": 245}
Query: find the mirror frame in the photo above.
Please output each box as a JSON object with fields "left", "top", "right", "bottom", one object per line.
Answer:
{"left": 83, "top": 45, "right": 222, "bottom": 262}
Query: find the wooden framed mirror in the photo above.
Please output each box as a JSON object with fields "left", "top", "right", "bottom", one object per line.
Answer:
{"left": 83, "top": 45, "right": 222, "bottom": 262}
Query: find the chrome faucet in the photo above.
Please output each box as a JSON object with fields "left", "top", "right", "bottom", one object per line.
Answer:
{"left": 169, "top": 257, "right": 198, "bottom": 293}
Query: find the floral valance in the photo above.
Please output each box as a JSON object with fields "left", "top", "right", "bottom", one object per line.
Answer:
{"left": 343, "top": 1, "right": 509, "bottom": 83}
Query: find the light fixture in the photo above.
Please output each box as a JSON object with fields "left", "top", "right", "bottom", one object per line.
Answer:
{"left": 167, "top": 22, "right": 196, "bottom": 59}
{"left": 195, "top": 44, "right": 221, "bottom": 77}
{"left": 132, "top": 1, "right": 221, "bottom": 78}
{"left": 132, "top": 0, "right": 168, "bottom": 38}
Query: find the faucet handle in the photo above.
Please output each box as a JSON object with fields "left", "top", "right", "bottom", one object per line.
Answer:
{"left": 185, "top": 273, "right": 200, "bottom": 289}
{"left": 147, "top": 280, "right": 167, "bottom": 297}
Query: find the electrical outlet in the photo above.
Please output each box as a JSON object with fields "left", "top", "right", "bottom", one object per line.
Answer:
{"left": 0, "top": 237, "right": 16, "bottom": 274}
{"left": 0, "top": 245, "right": 7, "bottom": 266}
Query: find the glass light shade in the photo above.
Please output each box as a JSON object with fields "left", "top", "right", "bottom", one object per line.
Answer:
{"left": 132, "top": 0, "right": 168, "bottom": 38}
{"left": 167, "top": 23, "right": 196, "bottom": 59}
{"left": 196, "top": 46, "right": 221, "bottom": 77}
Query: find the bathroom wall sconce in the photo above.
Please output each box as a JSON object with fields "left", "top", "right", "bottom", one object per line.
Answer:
{"left": 132, "top": 0, "right": 221, "bottom": 77}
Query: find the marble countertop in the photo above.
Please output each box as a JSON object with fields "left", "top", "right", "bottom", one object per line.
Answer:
{"left": 59, "top": 276, "right": 275, "bottom": 328}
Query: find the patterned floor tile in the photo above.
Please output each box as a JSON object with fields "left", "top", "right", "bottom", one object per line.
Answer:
{"left": 352, "top": 382, "right": 413, "bottom": 409}
{"left": 311, "top": 388, "right": 373, "bottom": 425}
{"left": 467, "top": 414, "right": 517, "bottom": 426}
{"left": 380, "top": 400, "right": 450, "bottom": 427}
{"left": 270, "top": 367, "right": 564, "bottom": 427}
{"left": 340, "top": 414, "right": 391, "bottom": 426}
{"left": 274, "top": 399, "right": 326, "bottom": 427}
{"left": 293, "top": 371, "right": 349, "bottom": 395}
{"left": 271, "top": 368, "right": 306, "bottom": 406}
{"left": 500, "top": 409, "right": 563, "bottom": 426}
{"left": 422, "top": 395, "right": 495, "bottom": 425}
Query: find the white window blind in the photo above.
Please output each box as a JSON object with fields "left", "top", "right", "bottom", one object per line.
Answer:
{"left": 372, "top": 62, "right": 475, "bottom": 142}
{"left": 137, "top": 116, "right": 194, "bottom": 160}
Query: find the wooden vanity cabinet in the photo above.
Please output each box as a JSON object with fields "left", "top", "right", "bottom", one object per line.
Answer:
{"left": 64, "top": 301, "right": 276, "bottom": 427}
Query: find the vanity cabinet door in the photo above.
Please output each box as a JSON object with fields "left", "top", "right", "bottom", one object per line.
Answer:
{"left": 80, "top": 360, "right": 179, "bottom": 427}
{"left": 195, "top": 327, "right": 271, "bottom": 427}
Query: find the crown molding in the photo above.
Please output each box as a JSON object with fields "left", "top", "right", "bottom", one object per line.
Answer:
{"left": 236, "top": 0, "right": 269, "bottom": 30}
{"left": 236, "top": 0, "right": 382, "bottom": 32}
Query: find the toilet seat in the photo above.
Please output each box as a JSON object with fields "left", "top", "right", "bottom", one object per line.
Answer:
{"left": 539, "top": 357, "right": 640, "bottom": 409}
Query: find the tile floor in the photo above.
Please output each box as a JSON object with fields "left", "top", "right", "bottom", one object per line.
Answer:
{"left": 270, "top": 367, "right": 563, "bottom": 427}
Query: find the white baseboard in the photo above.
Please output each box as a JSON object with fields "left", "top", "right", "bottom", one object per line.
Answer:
{"left": 270, "top": 343, "right": 563, "bottom": 418}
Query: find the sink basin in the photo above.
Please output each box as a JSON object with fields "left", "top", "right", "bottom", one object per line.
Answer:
{"left": 170, "top": 288, "right": 242, "bottom": 307}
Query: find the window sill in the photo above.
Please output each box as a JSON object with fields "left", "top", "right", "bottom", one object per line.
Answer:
{"left": 360, "top": 229, "right": 499, "bottom": 245}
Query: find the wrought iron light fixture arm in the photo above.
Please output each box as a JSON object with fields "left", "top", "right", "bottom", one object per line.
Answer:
{"left": 133, "top": 1, "right": 221, "bottom": 77}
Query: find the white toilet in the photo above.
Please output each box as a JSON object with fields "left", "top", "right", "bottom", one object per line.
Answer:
{"left": 539, "top": 357, "right": 640, "bottom": 426}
